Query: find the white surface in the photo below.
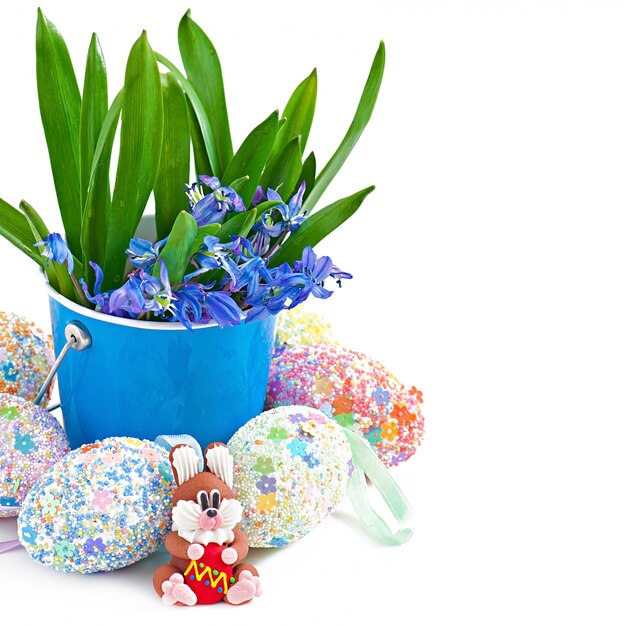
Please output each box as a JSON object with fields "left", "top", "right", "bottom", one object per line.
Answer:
{"left": 1, "top": 0, "right": 623, "bottom": 623}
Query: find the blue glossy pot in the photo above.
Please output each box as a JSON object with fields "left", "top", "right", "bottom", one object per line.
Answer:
{"left": 48, "top": 288, "right": 277, "bottom": 449}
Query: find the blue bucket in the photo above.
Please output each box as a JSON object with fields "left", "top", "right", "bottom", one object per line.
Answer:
{"left": 48, "top": 288, "right": 277, "bottom": 449}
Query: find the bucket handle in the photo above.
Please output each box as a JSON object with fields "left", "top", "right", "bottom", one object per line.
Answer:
{"left": 35, "top": 320, "right": 92, "bottom": 406}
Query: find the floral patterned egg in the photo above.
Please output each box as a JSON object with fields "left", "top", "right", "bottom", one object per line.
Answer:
{"left": 228, "top": 405, "right": 353, "bottom": 548}
{"left": 17, "top": 437, "right": 175, "bottom": 573}
{"left": 274, "top": 306, "right": 335, "bottom": 356}
{"left": 266, "top": 343, "right": 425, "bottom": 467}
{"left": 0, "top": 311, "right": 55, "bottom": 406}
{"left": 0, "top": 393, "right": 69, "bottom": 517}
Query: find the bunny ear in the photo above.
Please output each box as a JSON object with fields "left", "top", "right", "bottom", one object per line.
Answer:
{"left": 204, "top": 443, "right": 234, "bottom": 488}
{"left": 170, "top": 444, "right": 201, "bottom": 486}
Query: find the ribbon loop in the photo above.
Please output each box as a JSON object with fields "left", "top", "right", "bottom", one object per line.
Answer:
{"left": 343, "top": 428, "right": 414, "bottom": 545}
{"left": 154, "top": 434, "right": 205, "bottom": 471}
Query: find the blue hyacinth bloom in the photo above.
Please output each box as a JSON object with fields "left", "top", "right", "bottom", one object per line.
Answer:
{"left": 34, "top": 232, "right": 74, "bottom": 274}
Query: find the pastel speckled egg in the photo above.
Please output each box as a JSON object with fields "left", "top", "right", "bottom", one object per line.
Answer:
{"left": 17, "top": 437, "right": 175, "bottom": 573}
{"left": 228, "top": 405, "right": 353, "bottom": 548}
{"left": 266, "top": 343, "right": 425, "bottom": 467}
{"left": 0, "top": 393, "right": 69, "bottom": 517}
{"left": 0, "top": 311, "right": 55, "bottom": 405}
{"left": 275, "top": 306, "right": 335, "bottom": 355}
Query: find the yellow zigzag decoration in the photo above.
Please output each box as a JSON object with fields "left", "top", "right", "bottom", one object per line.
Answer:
{"left": 184, "top": 560, "right": 230, "bottom": 593}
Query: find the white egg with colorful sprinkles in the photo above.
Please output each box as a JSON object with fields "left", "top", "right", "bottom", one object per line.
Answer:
{"left": 17, "top": 437, "right": 175, "bottom": 573}
{"left": 0, "top": 393, "right": 69, "bottom": 517}
{"left": 228, "top": 405, "right": 353, "bottom": 548}
{"left": 0, "top": 310, "right": 55, "bottom": 405}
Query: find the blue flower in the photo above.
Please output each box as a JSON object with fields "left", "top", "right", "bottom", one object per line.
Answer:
{"left": 125, "top": 237, "right": 167, "bottom": 269}
{"left": 81, "top": 262, "right": 117, "bottom": 315}
{"left": 287, "top": 439, "right": 308, "bottom": 458}
{"left": 251, "top": 185, "right": 266, "bottom": 207}
{"left": 171, "top": 283, "right": 205, "bottom": 329}
{"left": 303, "top": 453, "right": 320, "bottom": 469}
{"left": 14, "top": 434, "right": 36, "bottom": 454}
{"left": 256, "top": 475, "right": 277, "bottom": 495}
{"left": 20, "top": 524, "right": 37, "bottom": 545}
{"left": 372, "top": 386, "right": 390, "bottom": 405}
{"left": 1, "top": 361, "right": 16, "bottom": 381}
{"left": 202, "top": 291, "right": 245, "bottom": 327}
{"left": 108, "top": 275, "right": 145, "bottom": 316}
{"left": 190, "top": 176, "right": 245, "bottom": 226}
{"left": 185, "top": 235, "right": 240, "bottom": 284}
{"left": 269, "top": 537, "right": 289, "bottom": 548}
{"left": 258, "top": 183, "right": 308, "bottom": 238}
{"left": 139, "top": 262, "right": 173, "bottom": 315}
{"left": 34, "top": 233, "right": 74, "bottom": 274}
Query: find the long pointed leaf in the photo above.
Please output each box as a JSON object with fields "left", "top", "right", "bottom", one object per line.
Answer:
{"left": 269, "top": 186, "right": 374, "bottom": 267}
{"left": 178, "top": 10, "right": 233, "bottom": 176}
{"left": 154, "top": 72, "right": 191, "bottom": 240}
{"left": 222, "top": 111, "right": 279, "bottom": 207}
{"left": 155, "top": 210, "right": 197, "bottom": 285}
{"left": 187, "top": 96, "right": 211, "bottom": 177}
{"left": 303, "top": 42, "right": 385, "bottom": 213}
{"left": 217, "top": 208, "right": 258, "bottom": 242}
{"left": 103, "top": 33, "right": 163, "bottom": 289}
{"left": 259, "top": 136, "right": 302, "bottom": 200}
{"left": 82, "top": 90, "right": 123, "bottom": 289}
{"left": 36, "top": 9, "right": 82, "bottom": 254}
{"left": 274, "top": 69, "right": 317, "bottom": 154}
{"left": 296, "top": 151, "right": 316, "bottom": 202}
{"left": 156, "top": 53, "right": 220, "bottom": 179}
{"left": 0, "top": 197, "right": 43, "bottom": 266}
{"left": 80, "top": 34, "right": 108, "bottom": 212}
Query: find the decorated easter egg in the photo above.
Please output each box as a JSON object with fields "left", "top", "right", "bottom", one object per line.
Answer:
{"left": 17, "top": 437, "right": 175, "bottom": 573}
{"left": 228, "top": 405, "right": 353, "bottom": 548}
{"left": 0, "top": 393, "right": 69, "bottom": 517}
{"left": 0, "top": 311, "right": 55, "bottom": 405}
{"left": 275, "top": 306, "right": 335, "bottom": 355}
{"left": 266, "top": 343, "right": 425, "bottom": 467}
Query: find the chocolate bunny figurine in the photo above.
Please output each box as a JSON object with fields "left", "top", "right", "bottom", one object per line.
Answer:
{"left": 153, "top": 443, "right": 262, "bottom": 606}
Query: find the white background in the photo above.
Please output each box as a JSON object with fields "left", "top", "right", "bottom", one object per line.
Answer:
{"left": 0, "top": 0, "right": 622, "bottom": 623}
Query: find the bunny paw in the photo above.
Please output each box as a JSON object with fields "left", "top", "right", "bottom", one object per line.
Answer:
{"left": 226, "top": 570, "right": 262, "bottom": 605}
{"left": 161, "top": 573, "right": 197, "bottom": 606}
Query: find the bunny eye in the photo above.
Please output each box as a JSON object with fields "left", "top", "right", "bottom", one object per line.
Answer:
{"left": 197, "top": 490, "right": 209, "bottom": 511}
{"left": 210, "top": 489, "right": 221, "bottom": 510}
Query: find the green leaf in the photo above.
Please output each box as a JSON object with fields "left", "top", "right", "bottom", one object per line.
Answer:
{"left": 222, "top": 111, "right": 279, "bottom": 207}
{"left": 103, "top": 33, "right": 164, "bottom": 289}
{"left": 228, "top": 176, "right": 250, "bottom": 193}
{"left": 269, "top": 186, "right": 375, "bottom": 267}
{"left": 80, "top": 33, "right": 108, "bottom": 212}
{"left": 156, "top": 53, "right": 220, "bottom": 179}
{"left": 36, "top": 9, "right": 82, "bottom": 255}
{"left": 274, "top": 69, "right": 317, "bottom": 154}
{"left": 154, "top": 72, "right": 191, "bottom": 240}
{"left": 192, "top": 223, "right": 220, "bottom": 250}
{"left": 296, "top": 151, "right": 316, "bottom": 201}
{"left": 155, "top": 210, "right": 197, "bottom": 284}
{"left": 303, "top": 42, "right": 385, "bottom": 213}
{"left": 218, "top": 208, "right": 257, "bottom": 242}
{"left": 82, "top": 90, "right": 123, "bottom": 289}
{"left": 187, "top": 96, "right": 211, "bottom": 177}
{"left": 259, "top": 136, "right": 302, "bottom": 200}
{"left": 0, "top": 197, "right": 43, "bottom": 266}
{"left": 178, "top": 10, "right": 233, "bottom": 177}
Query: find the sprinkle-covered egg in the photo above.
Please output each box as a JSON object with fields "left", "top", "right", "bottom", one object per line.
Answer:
{"left": 0, "top": 311, "right": 55, "bottom": 405}
{"left": 266, "top": 343, "right": 425, "bottom": 467}
{"left": 274, "top": 306, "right": 335, "bottom": 356}
{"left": 228, "top": 405, "right": 353, "bottom": 548}
{"left": 0, "top": 393, "right": 69, "bottom": 517}
{"left": 17, "top": 437, "right": 175, "bottom": 573}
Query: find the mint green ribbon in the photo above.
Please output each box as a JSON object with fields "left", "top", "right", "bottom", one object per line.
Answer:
{"left": 343, "top": 428, "right": 414, "bottom": 545}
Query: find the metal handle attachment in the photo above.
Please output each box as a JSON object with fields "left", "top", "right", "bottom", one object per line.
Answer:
{"left": 34, "top": 321, "right": 92, "bottom": 406}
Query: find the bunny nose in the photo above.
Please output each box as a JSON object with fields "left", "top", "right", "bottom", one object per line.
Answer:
{"left": 206, "top": 508, "right": 217, "bottom": 518}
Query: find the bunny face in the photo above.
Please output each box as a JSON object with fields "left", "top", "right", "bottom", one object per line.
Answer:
{"left": 169, "top": 443, "right": 243, "bottom": 546}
